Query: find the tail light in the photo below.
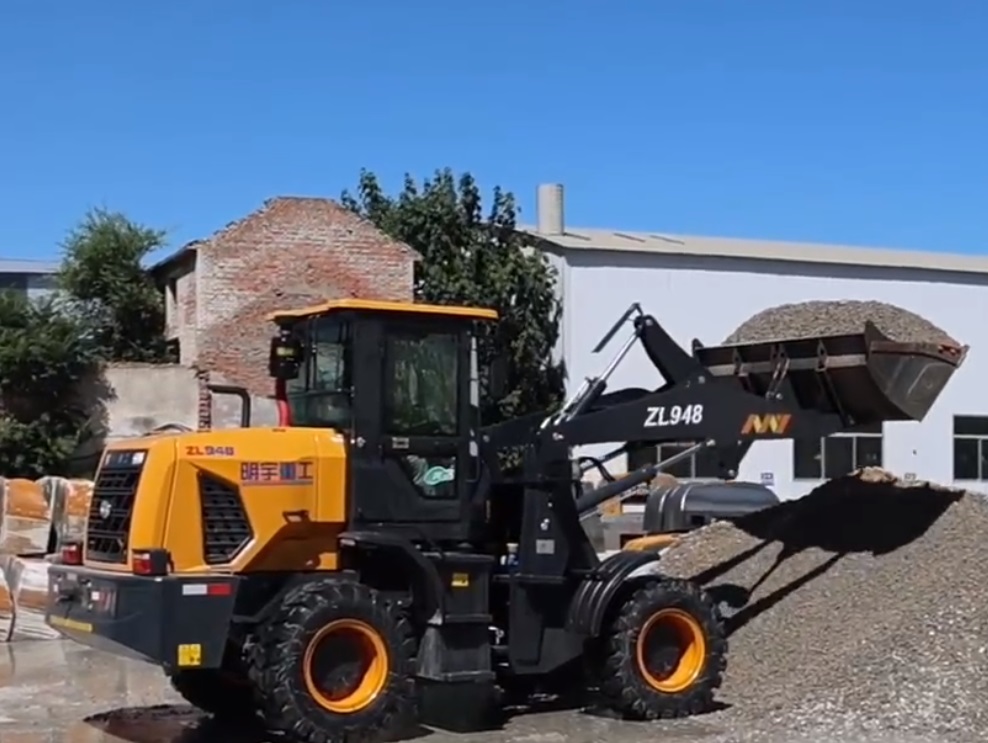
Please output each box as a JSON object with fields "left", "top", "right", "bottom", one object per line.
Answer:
{"left": 60, "top": 542, "right": 83, "bottom": 566}
{"left": 132, "top": 549, "right": 171, "bottom": 577}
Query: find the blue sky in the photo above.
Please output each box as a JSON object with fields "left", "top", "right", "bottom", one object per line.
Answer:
{"left": 1, "top": 1, "right": 986, "bottom": 266}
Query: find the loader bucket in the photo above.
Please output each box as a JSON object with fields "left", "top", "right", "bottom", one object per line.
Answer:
{"left": 694, "top": 321, "right": 967, "bottom": 425}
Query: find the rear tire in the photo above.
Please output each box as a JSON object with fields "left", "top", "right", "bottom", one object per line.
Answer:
{"left": 168, "top": 668, "right": 256, "bottom": 719}
{"left": 248, "top": 577, "right": 417, "bottom": 743}
{"left": 595, "top": 577, "right": 727, "bottom": 720}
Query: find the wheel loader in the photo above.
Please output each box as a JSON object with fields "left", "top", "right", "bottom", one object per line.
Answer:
{"left": 44, "top": 297, "right": 965, "bottom": 742}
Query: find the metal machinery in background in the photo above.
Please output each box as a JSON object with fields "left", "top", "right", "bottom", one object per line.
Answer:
{"left": 589, "top": 480, "right": 781, "bottom": 554}
{"left": 45, "top": 298, "right": 966, "bottom": 743}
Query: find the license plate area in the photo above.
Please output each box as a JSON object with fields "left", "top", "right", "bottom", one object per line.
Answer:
{"left": 52, "top": 573, "right": 118, "bottom": 616}
{"left": 85, "top": 582, "right": 118, "bottom": 615}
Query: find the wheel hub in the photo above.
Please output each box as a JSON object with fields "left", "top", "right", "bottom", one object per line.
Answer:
{"left": 635, "top": 608, "right": 707, "bottom": 694}
{"left": 303, "top": 619, "right": 389, "bottom": 714}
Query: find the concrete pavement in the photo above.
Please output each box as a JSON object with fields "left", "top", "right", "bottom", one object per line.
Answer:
{"left": 0, "top": 639, "right": 739, "bottom": 743}
{"left": 6, "top": 639, "right": 961, "bottom": 743}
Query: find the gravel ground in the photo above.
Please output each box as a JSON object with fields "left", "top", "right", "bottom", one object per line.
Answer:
{"left": 0, "top": 640, "right": 883, "bottom": 743}
{"left": 658, "top": 468, "right": 988, "bottom": 741}
{"left": 0, "top": 637, "right": 972, "bottom": 743}
{"left": 722, "top": 300, "right": 958, "bottom": 345}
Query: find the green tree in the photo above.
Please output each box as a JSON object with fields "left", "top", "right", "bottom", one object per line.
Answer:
{"left": 0, "top": 291, "right": 102, "bottom": 477}
{"left": 341, "top": 168, "right": 565, "bottom": 424}
{"left": 57, "top": 208, "right": 172, "bottom": 362}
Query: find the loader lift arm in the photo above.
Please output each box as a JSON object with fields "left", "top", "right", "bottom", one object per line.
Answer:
{"left": 552, "top": 302, "right": 965, "bottom": 445}
{"left": 492, "top": 303, "right": 966, "bottom": 675}
{"left": 488, "top": 301, "right": 968, "bottom": 500}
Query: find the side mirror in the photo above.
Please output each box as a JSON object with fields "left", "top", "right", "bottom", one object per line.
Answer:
{"left": 487, "top": 357, "right": 508, "bottom": 399}
{"left": 269, "top": 331, "right": 304, "bottom": 381}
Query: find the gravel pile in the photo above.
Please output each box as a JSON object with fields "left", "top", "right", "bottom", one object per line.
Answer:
{"left": 659, "top": 468, "right": 988, "bottom": 739}
{"left": 723, "top": 299, "right": 958, "bottom": 345}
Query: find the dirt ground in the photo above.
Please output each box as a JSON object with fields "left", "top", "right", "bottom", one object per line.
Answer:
{"left": 0, "top": 640, "right": 964, "bottom": 743}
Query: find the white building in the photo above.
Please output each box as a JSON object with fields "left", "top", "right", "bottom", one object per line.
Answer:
{"left": 523, "top": 184, "right": 988, "bottom": 500}
{"left": 0, "top": 259, "right": 59, "bottom": 302}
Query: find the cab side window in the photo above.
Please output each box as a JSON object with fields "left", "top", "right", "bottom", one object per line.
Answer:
{"left": 312, "top": 321, "right": 349, "bottom": 393}
{"left": 285, "top": 318, "right": 353, "bottom": 429}
{"left": 383, "top": 329, "right": 459, "bottom": 437}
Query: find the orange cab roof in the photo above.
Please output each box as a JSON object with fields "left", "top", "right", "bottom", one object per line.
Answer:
{"left": 267, "top": 298, "right": 498, "bottom": 322}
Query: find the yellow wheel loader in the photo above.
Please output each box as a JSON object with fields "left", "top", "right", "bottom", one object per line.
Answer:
{"left": 45, "top": 298, "right": 965, "bottom": 742}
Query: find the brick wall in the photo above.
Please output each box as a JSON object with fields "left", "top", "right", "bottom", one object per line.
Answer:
{"left": 157, "top": 197, "right": 417, "bottom": 395}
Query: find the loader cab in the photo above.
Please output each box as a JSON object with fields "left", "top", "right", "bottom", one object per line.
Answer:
{"left": 267, "top": 299, "right": 499, "bottom": 542}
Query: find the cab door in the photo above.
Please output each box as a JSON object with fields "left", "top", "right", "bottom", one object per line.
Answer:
{"left": 348, "top": 317, "right": 477, "bottom": 538}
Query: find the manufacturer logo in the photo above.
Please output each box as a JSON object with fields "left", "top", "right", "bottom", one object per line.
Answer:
{"left": 741, "top": 413, "right": 792, "bottom": 435}
{"left": 423, "top": 466, "right": 455, "bottom": 486}
{"left": 98, "top": 500, "right": 113, "bottom": 519}
{"left": 643, "top": 404, "right": 704, "bottom": 428}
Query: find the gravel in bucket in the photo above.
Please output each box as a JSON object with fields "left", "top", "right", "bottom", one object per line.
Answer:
{"left": 723, "top": 300, "right": 958, "bottom": 345}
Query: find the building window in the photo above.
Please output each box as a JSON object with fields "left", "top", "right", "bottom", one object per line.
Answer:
{"left": 164, "top": 278, "right": 178, "bottom": 322}
{"left": 792, "top": 423, "right": 883, "bottom": 480}
{"left": 630, "top": 442, "right": 721, "bottom": 480}
{"left": 952, "top": 415, "right": 988, "bottom": 481}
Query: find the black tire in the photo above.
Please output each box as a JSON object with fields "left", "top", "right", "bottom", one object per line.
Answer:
{"left": 595, "top": 577, "right": 727, "bottom": 720}
{"left": 248, "top": 577, "right": 417, "bottom": 743}
{"left": 168, "top": 668, "right": 256, "bottom": 719}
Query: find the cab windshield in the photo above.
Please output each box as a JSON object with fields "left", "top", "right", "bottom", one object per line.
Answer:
{"left": 284, "top": 315, "right": 352, "bottom": 429}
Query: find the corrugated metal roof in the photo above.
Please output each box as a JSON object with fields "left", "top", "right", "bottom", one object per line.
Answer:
{"left": 0, "top": 258, "right": 59, "bottom": 274}
{"left": 520, "top": 226, "right": 988, "bottom": 276}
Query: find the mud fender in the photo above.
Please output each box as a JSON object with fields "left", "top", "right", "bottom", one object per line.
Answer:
{"left": 567, "top": 550, "right": 665, "bottom": 637}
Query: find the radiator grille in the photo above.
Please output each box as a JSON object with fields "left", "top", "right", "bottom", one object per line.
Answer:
{"left": 200, "top": 474, "right": 253, "bottom": 564}
{"left": 85, "top": 461, "right": 145, "bottom": 563}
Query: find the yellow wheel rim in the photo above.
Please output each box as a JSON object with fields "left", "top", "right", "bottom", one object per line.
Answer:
{"left": 303, "top": 619, "right": 389, "bottom": 714}
{"left": 635, "top": 608, "right": 707, "bottom": 693}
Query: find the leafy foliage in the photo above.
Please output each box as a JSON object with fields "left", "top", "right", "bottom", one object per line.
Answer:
{"left": 0, "top": 291, "right": 103, "bottom": 477}
{"left": 0, "top": 208, "right": 174, "bottom": 476}
{"left": 341, "top": 168, "right": 565, "bottom": 424}
{"left": 57, "top": 207, "right": 172, "bottom": 362}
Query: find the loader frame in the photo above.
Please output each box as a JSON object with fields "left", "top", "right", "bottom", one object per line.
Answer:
{"left": 46, "top": 298, "right": 966, "bottom": 737}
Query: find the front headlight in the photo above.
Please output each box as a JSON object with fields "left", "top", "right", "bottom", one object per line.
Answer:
{"left": 103, "top": 449, "right": 147, "bottom": 468}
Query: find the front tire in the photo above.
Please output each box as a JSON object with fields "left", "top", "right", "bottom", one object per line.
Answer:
{"left": 595, "top": 577, "right": 727, "bottom": 720}
{"left": 248, "top": 577, "right": 417, "bottom": 743}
